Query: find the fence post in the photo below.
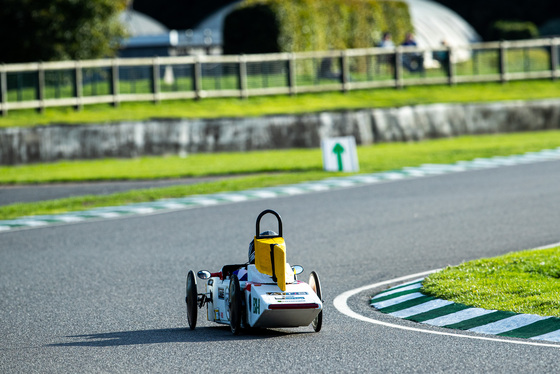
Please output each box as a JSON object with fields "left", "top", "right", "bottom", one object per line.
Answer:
{"left": 499, "top": 41, "right": 508, "bottom": 83}
{"left": 36, "top": 62, "right": 45, "bottom": 113}
{"left": 340, "top": 50, "right": 349, "bottom": 92}
{"left": 395, "top": 47, "right": 403, "bottom": 89}
{"left": 550, "top": 37, "right": 559, "bottom": 81}
{"left": 238, "top": 55, "right": 248, "bottom": 99}
{"left": 193, "top": 56, "right": 202, "bottom": 100}
{"left": 74, "top": 60, "right": 83, "bottom": 111}
{"left": 111, "top": 58, "right": 120, "bottom": 107}
{"left": 152, "top": 56, "right": 160, "bottom": 103}
{"left": 287, "top": 53, "right": 296, "bottom": 96}
{"left": 0, "top": 65, "right": 7, "bottom": 116}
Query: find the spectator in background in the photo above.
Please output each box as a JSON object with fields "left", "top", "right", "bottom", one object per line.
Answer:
{"left": 378, "top": 32, "right": 395, "bottom": 49}
{"left": 433, "top": 40, "right": 450, "bottom": 76}
{"left": 377, "top": 32, "right": 395, "bottom": 75}
{"left": 401, "top": 32, "right": 417, "bottom": 47}
{"left": 401, "top": 32, "right": 424, "bottom": 73}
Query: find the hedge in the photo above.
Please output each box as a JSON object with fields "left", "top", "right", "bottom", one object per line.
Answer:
{"left": 488, "top": 20, "right": 539, "bottom": 41}
{"left": 223, "top": 0, "right": 413, "bottom": 54}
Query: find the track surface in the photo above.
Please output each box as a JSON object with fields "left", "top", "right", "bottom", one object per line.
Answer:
{"left": 0, "top": 176, "right": 231, "bottom": 205}
{"left": 1, "top": 160, "right": 560, "bottom": 373}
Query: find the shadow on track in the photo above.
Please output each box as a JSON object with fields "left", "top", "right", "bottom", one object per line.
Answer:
{"left": 49, "top": 326, "right": 313, "bottom": 347}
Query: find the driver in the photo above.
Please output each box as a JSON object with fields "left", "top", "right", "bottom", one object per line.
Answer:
{"left": 248, "top": 230, "right": 278, "bottom": 264}
{"left": 235, "top": 230, "right": 278, "bottom": 281}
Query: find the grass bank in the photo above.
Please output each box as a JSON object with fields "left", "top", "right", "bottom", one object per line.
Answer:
{"left": 422, "top": 246, "right": 560, "bottom": 317}
{"left": 1, "top": 130, "right": 560, "bottom": 220}
{"left": 2, "top": 130, "right": 560, "bottom": 184}
{"left": 1, "top": 80, "right": 560, "bottom": 128}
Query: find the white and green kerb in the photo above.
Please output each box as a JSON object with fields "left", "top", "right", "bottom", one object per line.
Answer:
{"left": 371, "top": 278, "right": 560, "bottom": 342}
{"left": 1, "top": 147, "right": 560, "bottom": 232}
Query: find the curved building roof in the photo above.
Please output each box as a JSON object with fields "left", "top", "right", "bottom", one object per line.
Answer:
{"left": 405, "top": 0, "right": 481, "bottom": 48}
{"left": 194, "top": 1, "right": 242, "bottom": 33}
{"left": 119, "top": 9, "right": 169, "bottom": 37}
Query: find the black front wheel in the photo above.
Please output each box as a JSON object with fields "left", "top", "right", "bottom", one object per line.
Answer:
{"left": 186, "top": 270, "right": 198, "bottom": 330}
{"left": 309, "top": 271, "right": 323, "bottom": 332}
{"left": 229, "top": 274, "right": 243, "bottom": 335}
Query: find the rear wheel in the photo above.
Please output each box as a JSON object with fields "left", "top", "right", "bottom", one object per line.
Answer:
{"left": 186, "top": 270, "right": 198, "bottom": 330}
{"left": 229, "top": 274, "right": 243, "bottom": 335}
{"left": 309, "top": 271, "right": 323, "bottom": 332}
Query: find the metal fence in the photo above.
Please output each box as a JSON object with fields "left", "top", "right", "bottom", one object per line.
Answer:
{"left": 1, "top": 37, "right": 559, "bottom": 116}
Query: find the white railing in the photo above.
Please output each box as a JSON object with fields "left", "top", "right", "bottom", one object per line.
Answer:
{"left": 1, "top": 37, "right": 559, "bottom": 116}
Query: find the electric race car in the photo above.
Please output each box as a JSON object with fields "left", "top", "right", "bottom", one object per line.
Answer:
{"left": 185, "top": 209, "right": 323, "bottom": 335}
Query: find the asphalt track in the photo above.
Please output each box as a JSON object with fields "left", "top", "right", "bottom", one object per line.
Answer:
{"left": 0, "top": 176, "right": 232, "bottom": 206}
{"left": 1, "top": 159, "right": 560, "bottom": 373}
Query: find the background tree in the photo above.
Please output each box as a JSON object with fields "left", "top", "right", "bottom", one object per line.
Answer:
{"left": 433, "top": 0, "right": 558, "bottom": 40}
{"left": 0, "top": 0, "right": 129, "bottom": 63}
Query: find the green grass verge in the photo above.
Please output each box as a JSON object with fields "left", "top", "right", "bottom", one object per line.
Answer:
{"left": 2, "top": 130, "right": 560, "bottom": 184}
{"left": 0, "top": 172, "right": 329, "bottom": 221}
{"left": 422, "top": 246, "right": 560, "bottom": 317}
{"left": 1, "top": 130, "right": 560, "bottom": 220}
{"left": 2, "top": 80, "right": 560, "bottom": 128}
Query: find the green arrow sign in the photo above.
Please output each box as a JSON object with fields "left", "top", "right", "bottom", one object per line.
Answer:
{"left": 333, "top": 142, "right": 345, "bottom": 171}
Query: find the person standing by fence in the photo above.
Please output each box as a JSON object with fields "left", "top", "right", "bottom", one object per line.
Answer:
{"left": 377, "top": 32, "right": 395, "bottom": 75}
{"left": 433, "top": 40, "right": 450, "bottom": 76}
{"left": 401, "top": 32, "right": 424, "bottom": 73}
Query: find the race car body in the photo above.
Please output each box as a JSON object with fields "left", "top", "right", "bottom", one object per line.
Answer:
{"left": 206, "top": 264, "right": 322, "bottom": 328}
{"left": 185, "top": 209, "right": 323, "bottom": 335}
{"left": 244, "top": 276, "right": 322, "bottom": 328}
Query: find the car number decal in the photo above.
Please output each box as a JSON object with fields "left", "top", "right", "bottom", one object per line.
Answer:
{"left": 266, "top": 292, "right": 308, "bottom": 295}
{"left": 274, "top": 296, "right": 305, "bottom": 300}
{"left": 252, "top": 297, "right": 260, "bottom": 314}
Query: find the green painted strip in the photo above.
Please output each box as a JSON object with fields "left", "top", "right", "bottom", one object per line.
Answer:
{"left": 405, "top": 303, "right": 472, "bottom": 323}
{"left": 104, "top": 210, "right": 136, "bottom": 215}
{"left": 376, "top": 279, "right": 423, "bottom": 295}
{"left": 444, "top": 311, "right": 517, "bottom": 330}
{"left": 370, "top": 288, "right": 425, "bottom": 304}
{"left": 68, "top": 213, "right": 108, "bottom": 218}
{"left": 498, "top": 317, "right": 560, "bottom": 339}
{"left": 377, "top": 296, "right": 435, "bottom": 314}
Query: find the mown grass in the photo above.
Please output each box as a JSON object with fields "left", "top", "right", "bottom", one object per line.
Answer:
{"left": 422, "top": 246, "right": 560, "bottom": 317}
{"left": 0, "top": 172, "right": 328, "bottom": 220}
{"left": 2, "top": 80, "right": 560, "bottom": 128}
{"left": 1, "top": 130, "right": 560, "bottom": 220}
{"left": 2, "top": 130, "right": 560, "bottom": 184}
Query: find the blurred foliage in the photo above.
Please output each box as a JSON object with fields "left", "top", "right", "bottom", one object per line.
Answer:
{"left": 433, "top": 0, "right": 557, "bottom": 41}
{"left": 488, "top": 20, "right": 539, "bottom": 41}
{"left": 223, "top": 0, "right": 412, "bottom": 54}
{"left": 0, "top": 0, "right": 128, "bottom": 63}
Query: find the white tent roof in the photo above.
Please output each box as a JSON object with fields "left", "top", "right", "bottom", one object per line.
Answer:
{"left": 404, "top": 0, "right": 481, "bottom": 48}
{"left": 119, "top": 9, "right": 169, "bottom": 37}
{"left": 194, "top": 1, "right": 243, "bottom": 33}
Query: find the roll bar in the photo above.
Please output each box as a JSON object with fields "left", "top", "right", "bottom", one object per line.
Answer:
{"left": 255, "top": 209, "right": 283, "bottom": 238}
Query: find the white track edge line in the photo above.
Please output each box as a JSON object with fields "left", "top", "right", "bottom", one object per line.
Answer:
{"left": 334, "top": 241, "right": 560, "bottom": 349}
